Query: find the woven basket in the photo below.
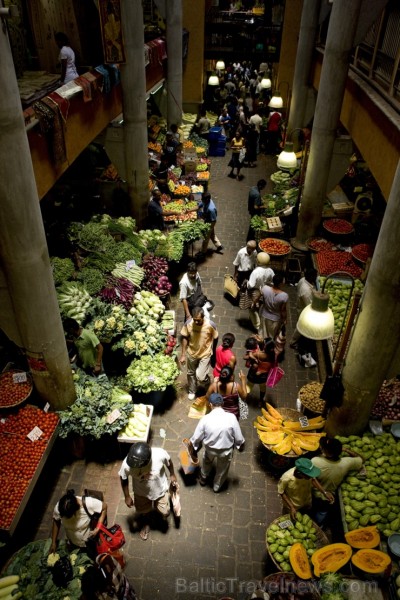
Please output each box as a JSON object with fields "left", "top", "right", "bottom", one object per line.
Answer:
{"left": 261, "top": 572, "right": 321, "bottom": 599}
{"left": 261, "top": 407, "right": 303, "bottom": 458}
{"left": 266, "top": 514, "right": 329, "bottom": 572}
{"left": 0, "top": 369, "right": 33, "bottom": 410}
{"left": 299, "top": 383, "right": 326, "bottom": 415}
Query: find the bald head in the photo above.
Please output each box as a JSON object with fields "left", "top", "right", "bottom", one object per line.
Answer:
{"left": 246, "top": 240, "right": 257, "bottom": 254}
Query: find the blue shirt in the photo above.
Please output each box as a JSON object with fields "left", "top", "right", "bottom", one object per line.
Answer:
{"left": 199, "top": 199, "right": 217, "bottom": 223}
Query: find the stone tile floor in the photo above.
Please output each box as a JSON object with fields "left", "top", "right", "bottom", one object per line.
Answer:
{"left": 4, "top": 153, "right": 322, "bottom": 600}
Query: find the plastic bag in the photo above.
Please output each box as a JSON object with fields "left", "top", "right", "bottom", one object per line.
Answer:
{"left": 299, "top": 353, "right": 317, "bottom": 368}
{"left": 266, "top": 365, "right": 285, "bottom": 388}
{"left": 179, "top": 438, "right": 199, "bottom": 475}
{"left": 170, "top": 482, "right": 181, "bottom": 517}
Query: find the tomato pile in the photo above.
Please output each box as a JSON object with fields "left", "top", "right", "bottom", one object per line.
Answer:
{"left": 316, "top": 250, "right": 362, "bottom": 278}
{"left": 352, "top": 243, "right": 375, "bottom": 263}
{"left": 0, "top": 406, "right": 59, "bottom": 529}
{"left": 323, "top": 218, "right": 354, "bottom": 234}
{"left": 259, "top": 238, "right": 291, "bottom": 255}
{"left": 0, "top": 371, "right": 32, "bottom": 408}
{"left": 308, "top": 238, "right": 335, "bottom": 252}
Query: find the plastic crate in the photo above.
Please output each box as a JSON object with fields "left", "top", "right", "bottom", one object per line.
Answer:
{"left": 208, "top": 126, "right": 223, "bottom": 141}
{"left": 208, "top": 147, "right": 225, "bottom": 157}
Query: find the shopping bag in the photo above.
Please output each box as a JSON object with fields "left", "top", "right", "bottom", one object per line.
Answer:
{"left": 95, "top": 523, "right": 126, "bottom": 555}
{"left": 179, "top": 438, "right": 199, "bottom": 475}
{"left": 266, "top": 365, "right": 285, "bottom": 388}
{"left": 238, "top": 282, "right": 253, "bottom": 309}
{"left": 170, "top": 482, "right": 181, "bottom": 517}
{"left": 224, "top": 274, "right": 240, "bottom": 299}
{"left": 239, "top": 147, "right": 246, "bottom": 163}
{"left": 299, "top": 352, "right": 317, "bottom": 368}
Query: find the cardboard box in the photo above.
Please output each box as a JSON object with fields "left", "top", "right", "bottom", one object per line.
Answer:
{"left": 266, "top": 216, "right": 283, "bottom": 232}
{"left": 117, "top": 404, "right": 154, "bottom": 443}
{"left": 184, "top": 160, "right": 197, "bottom": 174}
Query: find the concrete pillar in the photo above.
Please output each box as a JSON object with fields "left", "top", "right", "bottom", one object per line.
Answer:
{"left": 120, "top": 0, "right": 149, "bottom": 227}
{"left": 0, "top": 24, "right": 75, "bottom": 410}
{"left": 166, "top": 0, "right": 183, "bottom": 127}
{"left": 288, "top": 0, "right": 321, "bottom": 133}
{"left": 326, "top": 161, "right": 400, "bottom": 435}
{"left": 294, "top": 0, "right": 363, "bottom": 246}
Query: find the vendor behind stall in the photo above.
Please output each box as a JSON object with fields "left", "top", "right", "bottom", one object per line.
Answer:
{"left": 148, "top": 189, "right": 186, "bottom": 231}
{"left": 163, "top": 131, "right": 179, "bottom": 166}
{"left": 150, "top": 156, "right": 170, "bottom": 195}
{"left": 64, "top": 318, "right": 103, "bottom": 375}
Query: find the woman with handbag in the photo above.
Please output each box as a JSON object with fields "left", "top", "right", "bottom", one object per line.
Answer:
{"left": 50, "top": 489, "right": 107, "bottom": 555}
{"left": 227, "top": 130, "right": 246, "bottom": 180}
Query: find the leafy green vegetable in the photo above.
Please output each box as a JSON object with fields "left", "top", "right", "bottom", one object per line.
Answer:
{"left": 78, "top": 222, "right": 115, "bottom": 253}
{"left": 75, "top": 267, "right": 105, "bottom": 295}
{"left": 4, "top": 539, "right": 92, "bottom": 600}
{"left": 125, "top": 353, "right": 179, "bottom": 393}
{"left": 50, "top": 257, "right": 75, "bottom": 286}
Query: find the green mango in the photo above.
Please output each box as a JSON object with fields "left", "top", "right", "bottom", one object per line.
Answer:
{"left": 274, "top": 552, "right": 284, "bottom": 563}
{"left": 269, "top": 543, "right": 278, "bottom": 553}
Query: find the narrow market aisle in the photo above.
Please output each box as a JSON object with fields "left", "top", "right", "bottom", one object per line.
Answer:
{"left": 18, "top": 154, "right": 320, "bottom": 600}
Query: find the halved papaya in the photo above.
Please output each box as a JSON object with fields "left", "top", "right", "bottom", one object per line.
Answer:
{"left": 345, "top": 526, "right": 380, "bottom": 549}
{"left": 351, "top": 549, "right": 391, "bottom": 574}
{"left": 311, "top": 543, "right": 352, "bottom": 577}
{"left": 289, "top": 542, "right": 312, "bottom": 579}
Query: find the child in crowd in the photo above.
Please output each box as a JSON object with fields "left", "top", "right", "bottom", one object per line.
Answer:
{"left": 213, "top": 333, "right": 236, "bottom": 380}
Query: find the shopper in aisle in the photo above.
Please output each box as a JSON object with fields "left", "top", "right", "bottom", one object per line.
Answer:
{"left": 119, "top": 442, "right": 177, "bottom": 541}
{"left": 259, "top": 274, "right": 288, "bottom": 339}
{"left": 180, "top": 306, "right": 219, "bottom": 401}
{"left": 213, "top": 332, "right": 237, "bottom": 380}
{"left": 311, "top": 436, "right": 364, "bottom": 525}
{"left": 227, "top": 130, "right": 246, "bottom": 180}
{"left": 245, "top": 336, "right": 275, "bottom": 404}
{"left": 233, "top": 240, "right": 257, "bottom": 287}
{"left": 197, "top": 191, "right": 224, "bottom": 258}
{"left": 265, "top": 109, "right": 282, "bottom": 154}
{"left": 290, "top": 267, "right": 318, "bottom": 349}
{"left": 206, "top": 366, "right": 247, "bottom": 421}
{"left": 247, "top": 179, "right": 267, "bottom": 241}
{"left": 196, "top": 109, "right": 211, "bottom": 140}
{"left": 247, "top": 252, "right": 274, "bottom": 332}
{"left": 150, "top": 156, "right": 170, "bottom": 195}
{"left": 162, "top": 131, "right": 179, "bottom": 166}
{"left": 179, "top": 262, "right": 213, "bottom": 320}
{"left": 50, "top": 489, "right": 107, "bottom": 554}
{"left": 81, "top": 553, "right": 137, "bottom": 600}
{"left": 64, "top": 318, "right": 103, "bottom": 375}
{"left": 278, "top": 458, "right": 334, "bottom": 521}
{"left": 190, "top": 392, "right": 245, "bottom": 493}
{"left": 245, "top": 123, "right": 259, "bottom": 168}
{"left": 218, "top": 107, "right": 232, "bottom": 140}
{"left": 55, "top": 32, "right": 78, "bottom": 84}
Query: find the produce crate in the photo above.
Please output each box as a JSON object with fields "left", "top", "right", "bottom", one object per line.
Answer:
{"left": 0, "top": 405, "right": 59, "bottom": 537}
{"left": 266, "top": 217, "right": 283, "bottom": 232}
{"left": 117, "top": 404, "right": 154, "bottom": 443}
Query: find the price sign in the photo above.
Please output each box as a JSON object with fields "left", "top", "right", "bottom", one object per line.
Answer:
{"left": 27, "top": 426, "right": 43, "bottom": 441}
{"left": 106, "top": 408, "right": 122, "bottom": 424}
{"left": 43, "top": 402, "right": 50, "bottom": 413}
{"left": 299, "top": 416, "right": 309, "bottom": 428}
{"left": 13, "top": 372, "right": 27, "bottom": 384}
{"left": 278, "top": 519, "right": 293, "bottom": 529}
{"left": 125, "top": 260, "right": 136, "bottom": 270}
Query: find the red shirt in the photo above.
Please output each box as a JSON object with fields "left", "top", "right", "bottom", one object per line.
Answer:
{"left": 267, "top": 111, "right": 281, "bottom": 132}
{"left": 213, "top": 346, "right": 235, "bottom": 378}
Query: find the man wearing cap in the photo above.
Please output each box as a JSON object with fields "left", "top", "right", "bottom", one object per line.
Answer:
{"left": 278, "top": 457, "right": 334, "bottom": 521}
{"left": 119, "top": 442, "right": 177, "bottom": 541}
{"left": 189, "top": 392, "right": 245, "bottom": 493}
{"left": 233, "top": 240, "right": 257, "bottom": 288}
{"left": 247, "top": 252, "right": 274, "bottom": 331}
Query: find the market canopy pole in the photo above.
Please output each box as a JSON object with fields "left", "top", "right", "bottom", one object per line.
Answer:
{"left": 293, "top": 0, "right": 363, "bottom": 249}
{"left": 326, "top": 160, "right": 400, "bottom": 435}
{"left": 287, "top": 0, "right": 321, "bottom": 135}
{"left": 166, "top": 0, "right": 183, "bottom": 127}
{"left": 120, "top": 0, "right": 149, "bottom": 227}
{"left": 0, "top": 22, "right": 75, "bottom": 410}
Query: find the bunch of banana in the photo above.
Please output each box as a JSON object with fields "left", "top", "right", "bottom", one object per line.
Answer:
{"left": 254, "top": 403, "right": 326, "bottom": 455}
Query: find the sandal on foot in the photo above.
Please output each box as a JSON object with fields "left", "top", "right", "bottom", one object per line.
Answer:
{"left": 139, "top": 525, "right": 150, "bottom": 540}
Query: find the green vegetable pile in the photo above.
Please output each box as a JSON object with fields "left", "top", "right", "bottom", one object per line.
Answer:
{"left": 92, "top": 303, "right": 127, "bottom": 342}
{"left": 3, "top": 538, "right": 92, "bottom": 600}
{"left": 157, "top": 221, "right": 210, "bottom": 261}
{"left": 58, "top": 369, "right": 133, "bottom": 438}
{"left": 319, "top": 573, "right": 347, "bottom": 600}
{"left": 339, "top": 432, "right": 400, "bottom": 535}
{"left": 75, "top": 267, "right": 105, "bottom": 295}
{"left": 138, "top": 229, "right": 168, "bottom": 253}
{"left": 250, "top": 215, "right": 266, "bottom": 231}
{"left": 111, "top": 262, "right": 144, "bottom": 287}
{"left": 319, "top": 277, "right": 364, "bottom": 336}
{"left": 266, "top": 513, "right": 319, "bottom": 572}
{"left": 57, "top": 282, "right": 93, "bottom": 323}
{"left": 125, "top": 353, "right": 179, "bottom": 393}
{"left": 50, "top": 257, "right": 75, "bottom": 286}
{"left": 78, "top": 221, "right": 115, "bottom": 253}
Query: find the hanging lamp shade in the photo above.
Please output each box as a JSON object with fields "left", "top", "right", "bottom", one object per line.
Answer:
{"left": 277, "top": 142, "right": 297, "bottom": 170}
{"left": 297, "top": 292, "right": 335, "bottom": 340}
{"left": 260, "top": 76, "right": 272, "bottom": 89}
{"left": 208, "top": 73, "right": 219, "bottom": 86}
{"left": 216, "top": 60, "right": 225, "bottom": 70}
{"left": 268, "top": 91, "right": 283, "bottom": 109}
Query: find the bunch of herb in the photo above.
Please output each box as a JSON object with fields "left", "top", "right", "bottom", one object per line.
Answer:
{"left": 75, "top": 267, "right": 106, "bottom": 295}
{"left": 50, "top": 257, "right": 75, "bottom": 286}
{"left": 58, "top": 369, "right": 132, "bottom": 438}
{"left": 250, "top": 215, "right": 266, "bottom": 231}
{"left": 82, "top": 251, "right": 118, "bottom": 274}
{"left": 111, "top": 240, "right": 143, "bottom": 265}
{"left": 78, "top": 222, "right": 116, "bottom": 253}
{"left": 3, "top": 538, "right": 92, "bottom": 600}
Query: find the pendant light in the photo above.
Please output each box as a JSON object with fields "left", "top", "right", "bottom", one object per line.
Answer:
{"left": 277, "top": 141, "right": 297, "bottom": 170}
{"left": 216, "top": 60, "right": 225, "bottom": 71}
{"left": 208, "top": 73, "right": 219, "bottom": 86}
{"left": 260, "top": 76, "right": 272, "bottom": 89}
{"left": 268, "top": 91, "right": 283, "bottom": 109}
{"left": 297, "top": 291, "right": 335, "bottom": 340}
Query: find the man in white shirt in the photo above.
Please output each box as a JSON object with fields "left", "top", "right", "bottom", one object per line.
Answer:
{"left": 233, "top": 240, "right": 257, "bottom": 287}
{"left": 190, "top": 393, "right": 245, "bottom": 493}
{"left": 119, "top": 442, "right": 177, "bottom": 540}
{"left": 290, "top": 268, "right": 318, "bottom": 349}
{"left": 249, "top": 109, "right": 263, "bottom": 133}
{"left": 179, "top": 262, "right": 204, "bottom": 321}
{"left": 247, "top": 252, "right": 274, "bottom": 331}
